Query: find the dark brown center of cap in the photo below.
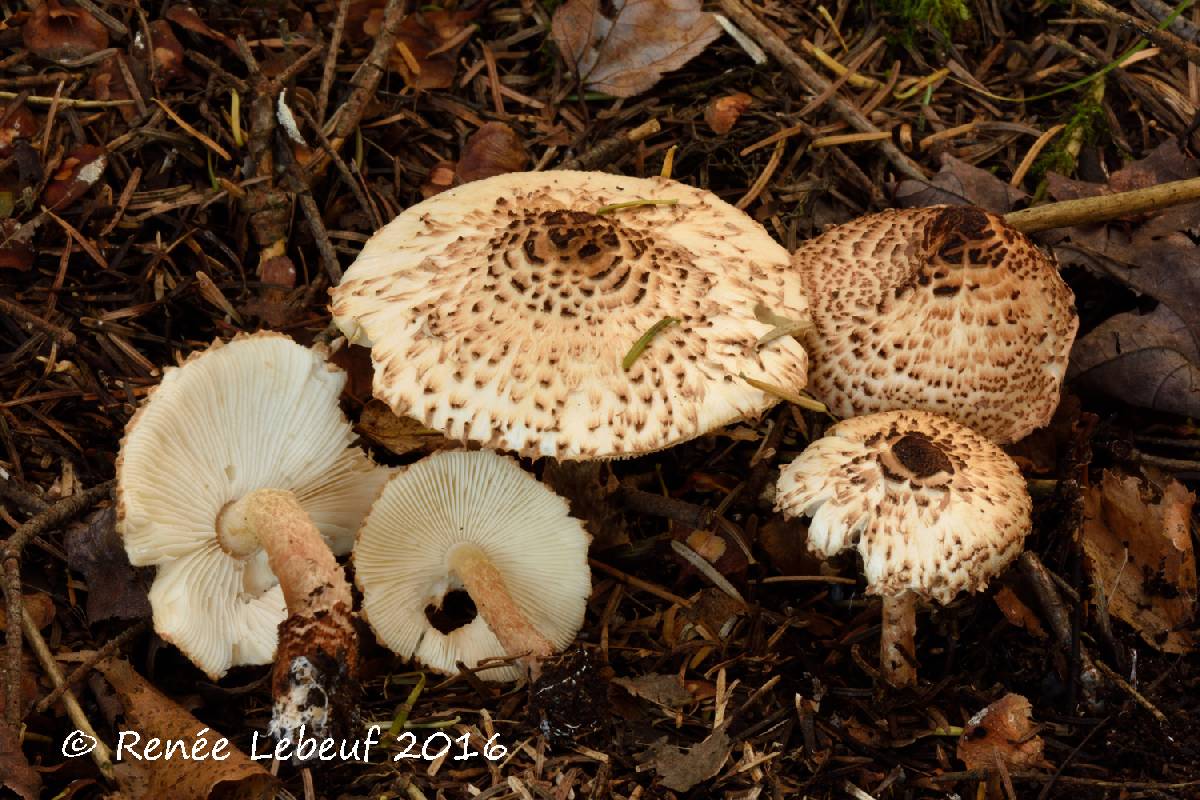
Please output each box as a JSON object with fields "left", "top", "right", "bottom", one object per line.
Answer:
{"left": 890, "top": 433, "right": 953, "bottom": 478}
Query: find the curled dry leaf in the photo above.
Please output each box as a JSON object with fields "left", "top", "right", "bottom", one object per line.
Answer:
{"left": 1045, "top": 143, "right": 1200, "bottom": 417}
{"left": 551, "top": 0, "right": 722, "bottom": 98}
{"left": 89, "top": 55, "right": 138, "bottom": 123}
{"left": 647, "top": 728, "right": 734, "bottom": 792}
{"left": 1081, "top": 469, "right": 1197, "bottom": 653}
{"left": 0, "top": 219, "right": 35, "bottom": 271}
{"left": 356, "top": 398, "right": 450, "bottom": 457}
{"left": 612, "top": 673, "right": 695, "bottom": 708}
{"left": 0, "top": 592, "right": 55, "bottom": 631}
{"left": 420, "top": 160, "right": 458, "bottom": 198}
{"left": 0, "top": 104, "right": 38, "bottom": 158}
{"left": 993, "top": 584, "right": 1047, "bottom": 639}
{"left": 894, "top": 153, "right": 1026, "bottom": 213}
{"left": 163, "top": 4, "right": 236, "bottom": 53}
{"left": 456, "top": 122, "right": 530, "bottom": 184}
{"left": 957, "top": 693, "right": 1050, "bottom": 772}
{"left": 0, "top": 722, "right": 41, "bottom": 800}
{"left": 65, "top": 506, "right": 152, "bottom": 625}
{"left": 132, "top": 20, "right": 186, "bottom": 86}
{"left": 704, "top": 92, "right": 752, "bottom": 135}
{"left": 22, "top": 0, "right": 109, "bottom": 63}
{"left": 542, "top": 459, "right": 629, "bottom": 550}
{"left": 42, "top": 144, "right": 107, "bottom": 210}
{"left": 95, "top": 659, "right": 277, "bottom": 800}
{"left": 372, "top": 9, "right": 477, "bottom": 90}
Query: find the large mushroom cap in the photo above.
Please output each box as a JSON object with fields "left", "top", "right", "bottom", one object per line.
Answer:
{"left": 354, "top": 449, "right": 591, "bottom": 682}
{"left": 775, "top": 410, "right": 1031, "bottom": 605}
{"left": 794, "top": 206, "right": 1078, "bottom": 443}
{"left": 116, "top": 332, "right": 388, "bottom": 679}
{"left": 331, "top": 169, "right": 809, "bottom": 460}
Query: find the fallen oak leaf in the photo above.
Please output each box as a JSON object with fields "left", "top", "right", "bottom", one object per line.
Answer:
{"left": 0, "top": 721, "right": 41, "bottom": 800}
{"left": 1080, "top": 468, "right": 1197, "bottom": 653}
{"left": 645, "top": 728, "right": 733, "bottom": 791}
{"left": 552, "top": 0, "right": 722, "bottom": 98}
{"left": 1068, "top": 305, "right": 1200, "bottom": 419}
{"left": 95, "top": 659, "right": 277, "bottom": 800}
{"left": 957, "top": 694, "right": 1050, "bottom": 772}
{"left": 456, "top": 122, "right": 530, "bottom": 184}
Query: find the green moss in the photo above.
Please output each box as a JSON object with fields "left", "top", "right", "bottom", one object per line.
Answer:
{"left": 877, "top": 0, "right": 971, "bottom": 43}
{"left": 1029, "top": 92, "right": 1107, "bottom": 188}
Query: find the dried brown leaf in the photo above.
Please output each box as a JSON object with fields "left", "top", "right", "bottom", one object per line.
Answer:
{"left": 704, "top": 92, "right": 752, "bottom": 134}
{"left": 66, "top": 506, "right": 152, "bottom": 624}
{"left": 647, "top": 728, "right": 733, "bottom": 791}
{"left": 551, "top": 0, "right": 722, "bottom": 98}
{"left": 42, "top": 145, "right": 107, "bottom": 210}
{"left": 0, "top": 104, "right": 37, "bottom": 158}
{"left": 22, "top": 0, "right": 108, "bottom": 63}
{"left": 1069, "top": 306, "right": 1200, "bottom": 419}
{"left": 957, "top": 694, "right": 1050, "bottom": 772}
{"left": 993, "top": 585, "right": 1047, "bottom": 639}
{"left": 357, "top": 399, "right": 450, "bottom": 457}
{"left": 613, "top": 674, "right": 695, "bottom": 707}
{"left": 163, "top": 4, "right": 236, "bottom": 52}
{"left": 0, "top": 592, "right": 54, "bottom": 631}
{"left": 542, "top": 459, "right": 629, "bottom": 550}
{"left": 379, "top": 10, "right": 477, "bottom": 90}
{"left": 1081, "top": 469, "right": 1197, "bottom": 653}
{"left": 96, "top": 659, "right": 277, "bottom": 800}
{"left": 456, "top": 122, "right": 530, "bottom": 184}
{"left": 0, "top": 721, "right": 41, "bottom": 800}
{"left": 894, "top": 153, "right": 1026, "bottom": 213}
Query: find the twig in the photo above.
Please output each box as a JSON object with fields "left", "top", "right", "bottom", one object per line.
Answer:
{"left": 2, "top": 481, "right": 114, "bottom": 724}
{"left": 1074, "top": 0, "right": 1200, "bottom": 67}
{"left": 0, "top": 296, "right": 75, "bottom": 347}
{"left": 313, "top": 0, "right": 409, "bottom": 178}
{"left": 20, "top": 608, "right": 114, "bottom": 779}
{"left": 1005, "top": 175, "right": 1200, "bottom": 232}
{"left": 559, "top": 119, "right": 662, "bottom": 171}
{"left": 35, "top": 621, "right": 148, "bottom": 714}
{"left": 716, "top": 0, "right": 926, "bottom": 181}
{"left": 317, "top": 0, "right": 351, "bottom": 126}
{"left": 0, "top": 91, "right": 134, "bottom": 108}
{"left": 1093, "top": 659, "right": 1169, "bottom": 725}
{"left": 588, "top": 558, "right": 692, "bottom": 608}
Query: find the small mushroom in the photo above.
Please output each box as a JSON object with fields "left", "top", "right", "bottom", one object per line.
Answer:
{"left": 774, "top": 409, "right": 1031, "bottom": 687}
{"left": 331, "top": 169, "right": 810, "bottom": 460}
{"left": 117, "top": 333, "right": 390, "bottom": 741}
{"left": 793, "top": 206, "right": 1078, "bottom": 443}
{"left": 22, "top": 0, "right": 109, "bottom": 63}
{"left": 354, "top": 449, "right": 591, "bottom": 682}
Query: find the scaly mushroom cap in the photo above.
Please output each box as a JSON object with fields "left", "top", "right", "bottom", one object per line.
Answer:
{"left": 116, "top": 332, "right": 389, "bottom": 679}
{"left": 354, "top": 449, "right": 591, "bottom": 682}
{"left": 331, "top": 170, "right": 809, "bottom": 460}
{"left": 793, "top": 206, "right": 1078, "bottom": 443}
{"left": 775, "top": 410, "right": 1031, "bottom": 605}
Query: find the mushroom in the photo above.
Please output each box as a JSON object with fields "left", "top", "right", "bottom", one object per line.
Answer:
{"left": 116, "top": 332, "right": 389, "bottom": 740}
{"left": 774, "top": 409, "right": 1031, "bottom": 687}
{"left": 792, "top": 206, "right": 1078, "bottom": 443}
{"left": 354, "top": 449, "right": 591, "bottom": 682}
{"left": 330, "top": 169, "right": 810, "bottom": 460}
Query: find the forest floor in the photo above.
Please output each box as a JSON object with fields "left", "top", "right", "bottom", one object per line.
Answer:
{"left": 2, "top": 0, "right": 1200, "bottom": 798}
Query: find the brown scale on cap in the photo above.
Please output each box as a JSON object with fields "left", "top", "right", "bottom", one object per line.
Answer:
{"left": 794, "top": 206, "right": 1078, "bottom": 443}
{"left": 332, "top": 170, "right": 810, "bottom": 460}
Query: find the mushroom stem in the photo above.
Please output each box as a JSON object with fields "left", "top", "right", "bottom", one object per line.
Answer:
{"left": 219, "top": 488, "right": 358, "bottom": 743}
{"left": 880, "top": 592, "right": 918, "bottom": 687}
{"left": 449, "top": 542, "right": 554, "bottom": 666}
{"left": 229, "top": 489, "right": 352, "bottom": 613}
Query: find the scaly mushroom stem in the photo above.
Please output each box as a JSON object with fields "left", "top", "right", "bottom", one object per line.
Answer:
{"left": 449, "top": 542, "right": 554, "bottom": 666}
{"left": 880, "top": 592, "right": 918, "bottom": 688}
{"left": 218, "top": 488, "right": 358, "bottom": 744}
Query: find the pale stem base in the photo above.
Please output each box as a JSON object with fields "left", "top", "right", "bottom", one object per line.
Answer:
{"left": 880, "top": 592, "right": 918, "bottom": 688}
{"left": 449, "top": 542, "right": 554, "bottom": 666}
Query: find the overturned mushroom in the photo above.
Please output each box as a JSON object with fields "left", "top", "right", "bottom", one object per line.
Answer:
{"left": 793, "top": 206, "right": 1078, "bottom": 443}
{"left": 354, "top": 449, "right": 591, "bottom": 682}
{"left": 331, "top": 169, "right": 810, "bottom": 460}
{"left": 117, "top": 333, "right": 389, "bottom": 742}
{"left": 774, "top": 410, "right": 1031, "bottom": 686}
